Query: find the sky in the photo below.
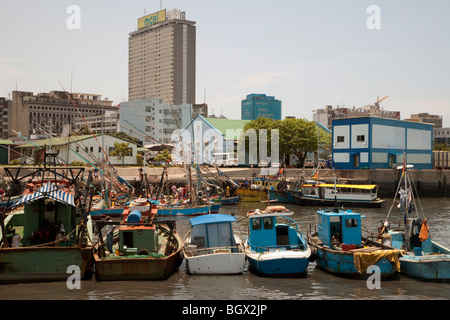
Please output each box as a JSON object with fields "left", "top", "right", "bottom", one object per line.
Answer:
{"left": 1, "top": 0, "right": 449, "bottom": 125}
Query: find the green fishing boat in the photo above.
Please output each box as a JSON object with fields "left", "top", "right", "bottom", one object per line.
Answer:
{"left": 93, "top": 198, "right": 184, "bottom": 281}
{"left": 0, "top": 152, "right": 94, "bottom": 283}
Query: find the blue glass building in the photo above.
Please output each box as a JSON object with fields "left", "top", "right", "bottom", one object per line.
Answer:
{"left": 241, "top": 94, "right": 282, "bottom": 120}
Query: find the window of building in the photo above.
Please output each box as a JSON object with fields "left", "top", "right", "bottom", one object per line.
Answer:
{"left": 356, "top": 135, "right": 365, "bottom": 142}
{"left": 337, "top": 136, "right": 345, "bottom": 143}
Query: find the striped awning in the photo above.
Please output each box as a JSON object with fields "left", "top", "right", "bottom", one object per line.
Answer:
{"left": 13, "top": 182, "right": 75, "bottom": 208}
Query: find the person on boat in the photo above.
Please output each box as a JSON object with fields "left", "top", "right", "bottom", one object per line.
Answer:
{"left": 331, "top": 232, "right": 341, "bottom": 249}
{"left": 12, "top": 233, "right": 21, "bottom": 247}
{"left": 54, "top": 228, "right": 66, "bottom": 245}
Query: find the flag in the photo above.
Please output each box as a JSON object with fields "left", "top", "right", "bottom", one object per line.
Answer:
{"left": 401, "top": 157, "right": 406, "bottom": 177}
{"left": 312, "top": 170, "right": 318, "bottom": 180}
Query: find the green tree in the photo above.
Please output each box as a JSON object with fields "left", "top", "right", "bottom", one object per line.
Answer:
{"left": 111, "top": 132, "right": 141, "bottom": 146}
{"left": 109, "top": 142, "right": 130, "bottom": 166}
{"left": 278, "top": 118, "right": 322, "bottom": 167}
{"left": 243, "top": 117, "right": 330, "bottom": 167}
{"left": 154, "top": 149, "right": 172, "bottom": 164}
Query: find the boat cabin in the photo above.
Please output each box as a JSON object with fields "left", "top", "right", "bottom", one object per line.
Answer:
{"left": 117, "top": 199, "right": 158, "bottom": 256}
{"left": 302, "top": 184, "right": 378, "bottom": 201}
{"left": 317, "top": 209, "right": 364, "bottom": 247}
{"left": 188, "top": 214, "right": 238, "bottom": 252}
{"left": 9, "top": 181, "right": 76, "bottom": 246}
{"left": 248, "top": 210, "right": 305, "bottom": 252}
{"left": 251, "top": 178, "right": 280, "bottom": 191}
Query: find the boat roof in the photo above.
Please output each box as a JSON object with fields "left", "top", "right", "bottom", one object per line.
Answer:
{"left": 12, "top": 181, "right": 75, "bottom": 207}
{"left": 303, "top": 184, "right": 377, "bottom": 189}
{"left": 317, "top": 208, "right": 365, "bottom": 218}
{"left": 247, "top": 209, "right": 293, "bottom": 218}
{"left": 189, "top": 213, "right": 237, "bottom": 226}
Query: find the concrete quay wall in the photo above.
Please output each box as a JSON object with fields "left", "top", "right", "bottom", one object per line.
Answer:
{"left": 116, "top": 167, "right": 449, "bottom": 198}
{"left": 2, "top": 166, "right": 449, "bottom": 198}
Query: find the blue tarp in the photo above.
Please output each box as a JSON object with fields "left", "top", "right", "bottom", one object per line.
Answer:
{"left": 189, "top": 213, "right": 236, "bottom": 226}
{"left": 13, "top": 182, "right": 75, "bottom": 208}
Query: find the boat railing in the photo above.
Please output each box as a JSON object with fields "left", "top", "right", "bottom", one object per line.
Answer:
{"left": 248, "top": 242, "right": 306, "bottom": 253}
{"left": 184, "top": 244, "right": 241, "bottom": 257}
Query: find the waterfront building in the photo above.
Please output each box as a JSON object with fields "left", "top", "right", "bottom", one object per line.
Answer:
{"left": 69, "top": 111, "right": 119, "bottom": 135}
{"left": 119, "top": 98, "right": 192, "bottom": 145}
{"left": 17, "top": 134, "right": 138, "bottom": 166}
{"left": 8, "top": 90, "right": 115, "bottom": 139}
{"left": 128, "top": 9, "right": 196, "bottom": 105}
{"left": 332, "top": 117, "right": 433, "bottom": 170}
{"left": 176, "top": 115, "right": 249, "bottom": 164}
{"left": 241, "top": 94, "right": 282, "bottom": 120}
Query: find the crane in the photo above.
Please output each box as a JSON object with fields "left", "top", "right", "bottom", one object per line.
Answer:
{"left": 374, "top": 95, "right": 389, "bottom": 108}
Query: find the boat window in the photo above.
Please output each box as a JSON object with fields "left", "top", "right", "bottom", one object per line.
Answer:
{"left": 345, "top": 219, "right": 358, "bottom": 228}
{"left": 193, "top": 236, "right": 206, "bottom": 248}
{"left": 123, "top": 231, "right": 134, "bottom": 247}
{"left": 263, "top": 217, "right": 273, "bottom": 230}
{"left": 252, "top": 218, "right": 262, "bottom": 230}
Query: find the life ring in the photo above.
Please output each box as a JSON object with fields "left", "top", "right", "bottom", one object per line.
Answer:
{"left": 109, "top": 190, "right": 117, "bottom": 201}
{"left": 0, "top": 189, "right": 4, "bottom": 197}
{"left": 197, "top": 191, "right": 204, "bottom": 198}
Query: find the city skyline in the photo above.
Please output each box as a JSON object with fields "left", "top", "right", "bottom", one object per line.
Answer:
{"left": 1, "top": 1, "right": 449, "bottom": 126}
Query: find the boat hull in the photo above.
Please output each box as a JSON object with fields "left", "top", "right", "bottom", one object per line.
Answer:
{"left": 90, "top": 207, "right": 124, "bottom": 220}
{"left": 185, "top": 252, "right": 246, "bottom": 275}
{"left": 399, "top": 254, "right": 450, "bottom": 281}
{"left": 236, "top": 189, "right": 267, "bottom": 202}
{"left": 310, "top": 244, "right": 397, "bottom": 279}
{"left": 94, "top": 231, "right": 184, "bottom": 281}
{"left": 0, "top": 246, "right": 94, "bottom": 283}
{"left": 268, "top": 190, "right": 289, "bottom": 203}
{"left": 157, "top": 204, "right": 221, "bottom": 216}
{"left": 246, "top": 249, "right": 311, "bottom": 277}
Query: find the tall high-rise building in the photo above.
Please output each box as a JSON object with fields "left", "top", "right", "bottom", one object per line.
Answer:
{"left": 128, "top": 9, "right": 196, "bottom": 106}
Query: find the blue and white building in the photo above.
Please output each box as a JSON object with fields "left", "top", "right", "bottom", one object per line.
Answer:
{"left": 332, "top": 117, "right": 433, "bottom": 170}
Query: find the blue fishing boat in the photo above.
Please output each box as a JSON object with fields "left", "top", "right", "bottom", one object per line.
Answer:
{"left": 307, "top": 207, "right": 402, "bottom": 279}
{"left": 210, "top": 195, "right": 239, "bottom": 205}
{"left": 245, "top": 206, "right": 311, "bottom": 277}
{"left": 387, "top": 219, "right": 450, "bottom": 281}
{"left": 380, "top": 161, "right": 450, "bottom": 281}
{"left": 157, "top": 203, "right": 221, "bottom": 217}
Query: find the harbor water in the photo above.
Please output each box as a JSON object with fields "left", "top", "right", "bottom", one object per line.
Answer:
{"left": 1, "top": 198, "right": 449, "bottom": 301}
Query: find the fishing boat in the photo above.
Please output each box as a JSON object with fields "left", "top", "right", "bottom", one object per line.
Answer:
{"left": 157, "top": 202, "right": 221, "bottom": 217}
{"left": 307, "top": 206, "right": 403, "bottom": 279}
{"left": 93, "top": 197, "right": 184, "bottom": 281}
{"left": 210, "top": 195, "right": 239, "bottom": 205}
{"left": 237, "top": 177, "right": 280, "bottom": 202}
{"left": 380, "top": 161, "right": 450, "bottom": 281}
{"left": 245, "top": 205, "right": 311, "bottom": 277}
{"left": 183, "top": 214, "right": 246, "bottom": 275}
{"left": 286, "top": 183, "right": 385, "bottom": 208}
{"left": 0, "top": 156, "right": 94, "bottom": 283}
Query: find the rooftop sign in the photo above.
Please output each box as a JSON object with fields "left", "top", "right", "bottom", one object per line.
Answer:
{"left": 138, "top": 9, "right": 166, "bottom": 29}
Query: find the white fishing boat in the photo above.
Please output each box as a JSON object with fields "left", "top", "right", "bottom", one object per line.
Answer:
{"left": 183, "top": 214, "right": 246, "bottom": 275}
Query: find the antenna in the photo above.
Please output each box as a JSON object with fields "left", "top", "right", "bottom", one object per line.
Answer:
{"left": 70, "top": 68, "right": 73, "bottom": 94}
